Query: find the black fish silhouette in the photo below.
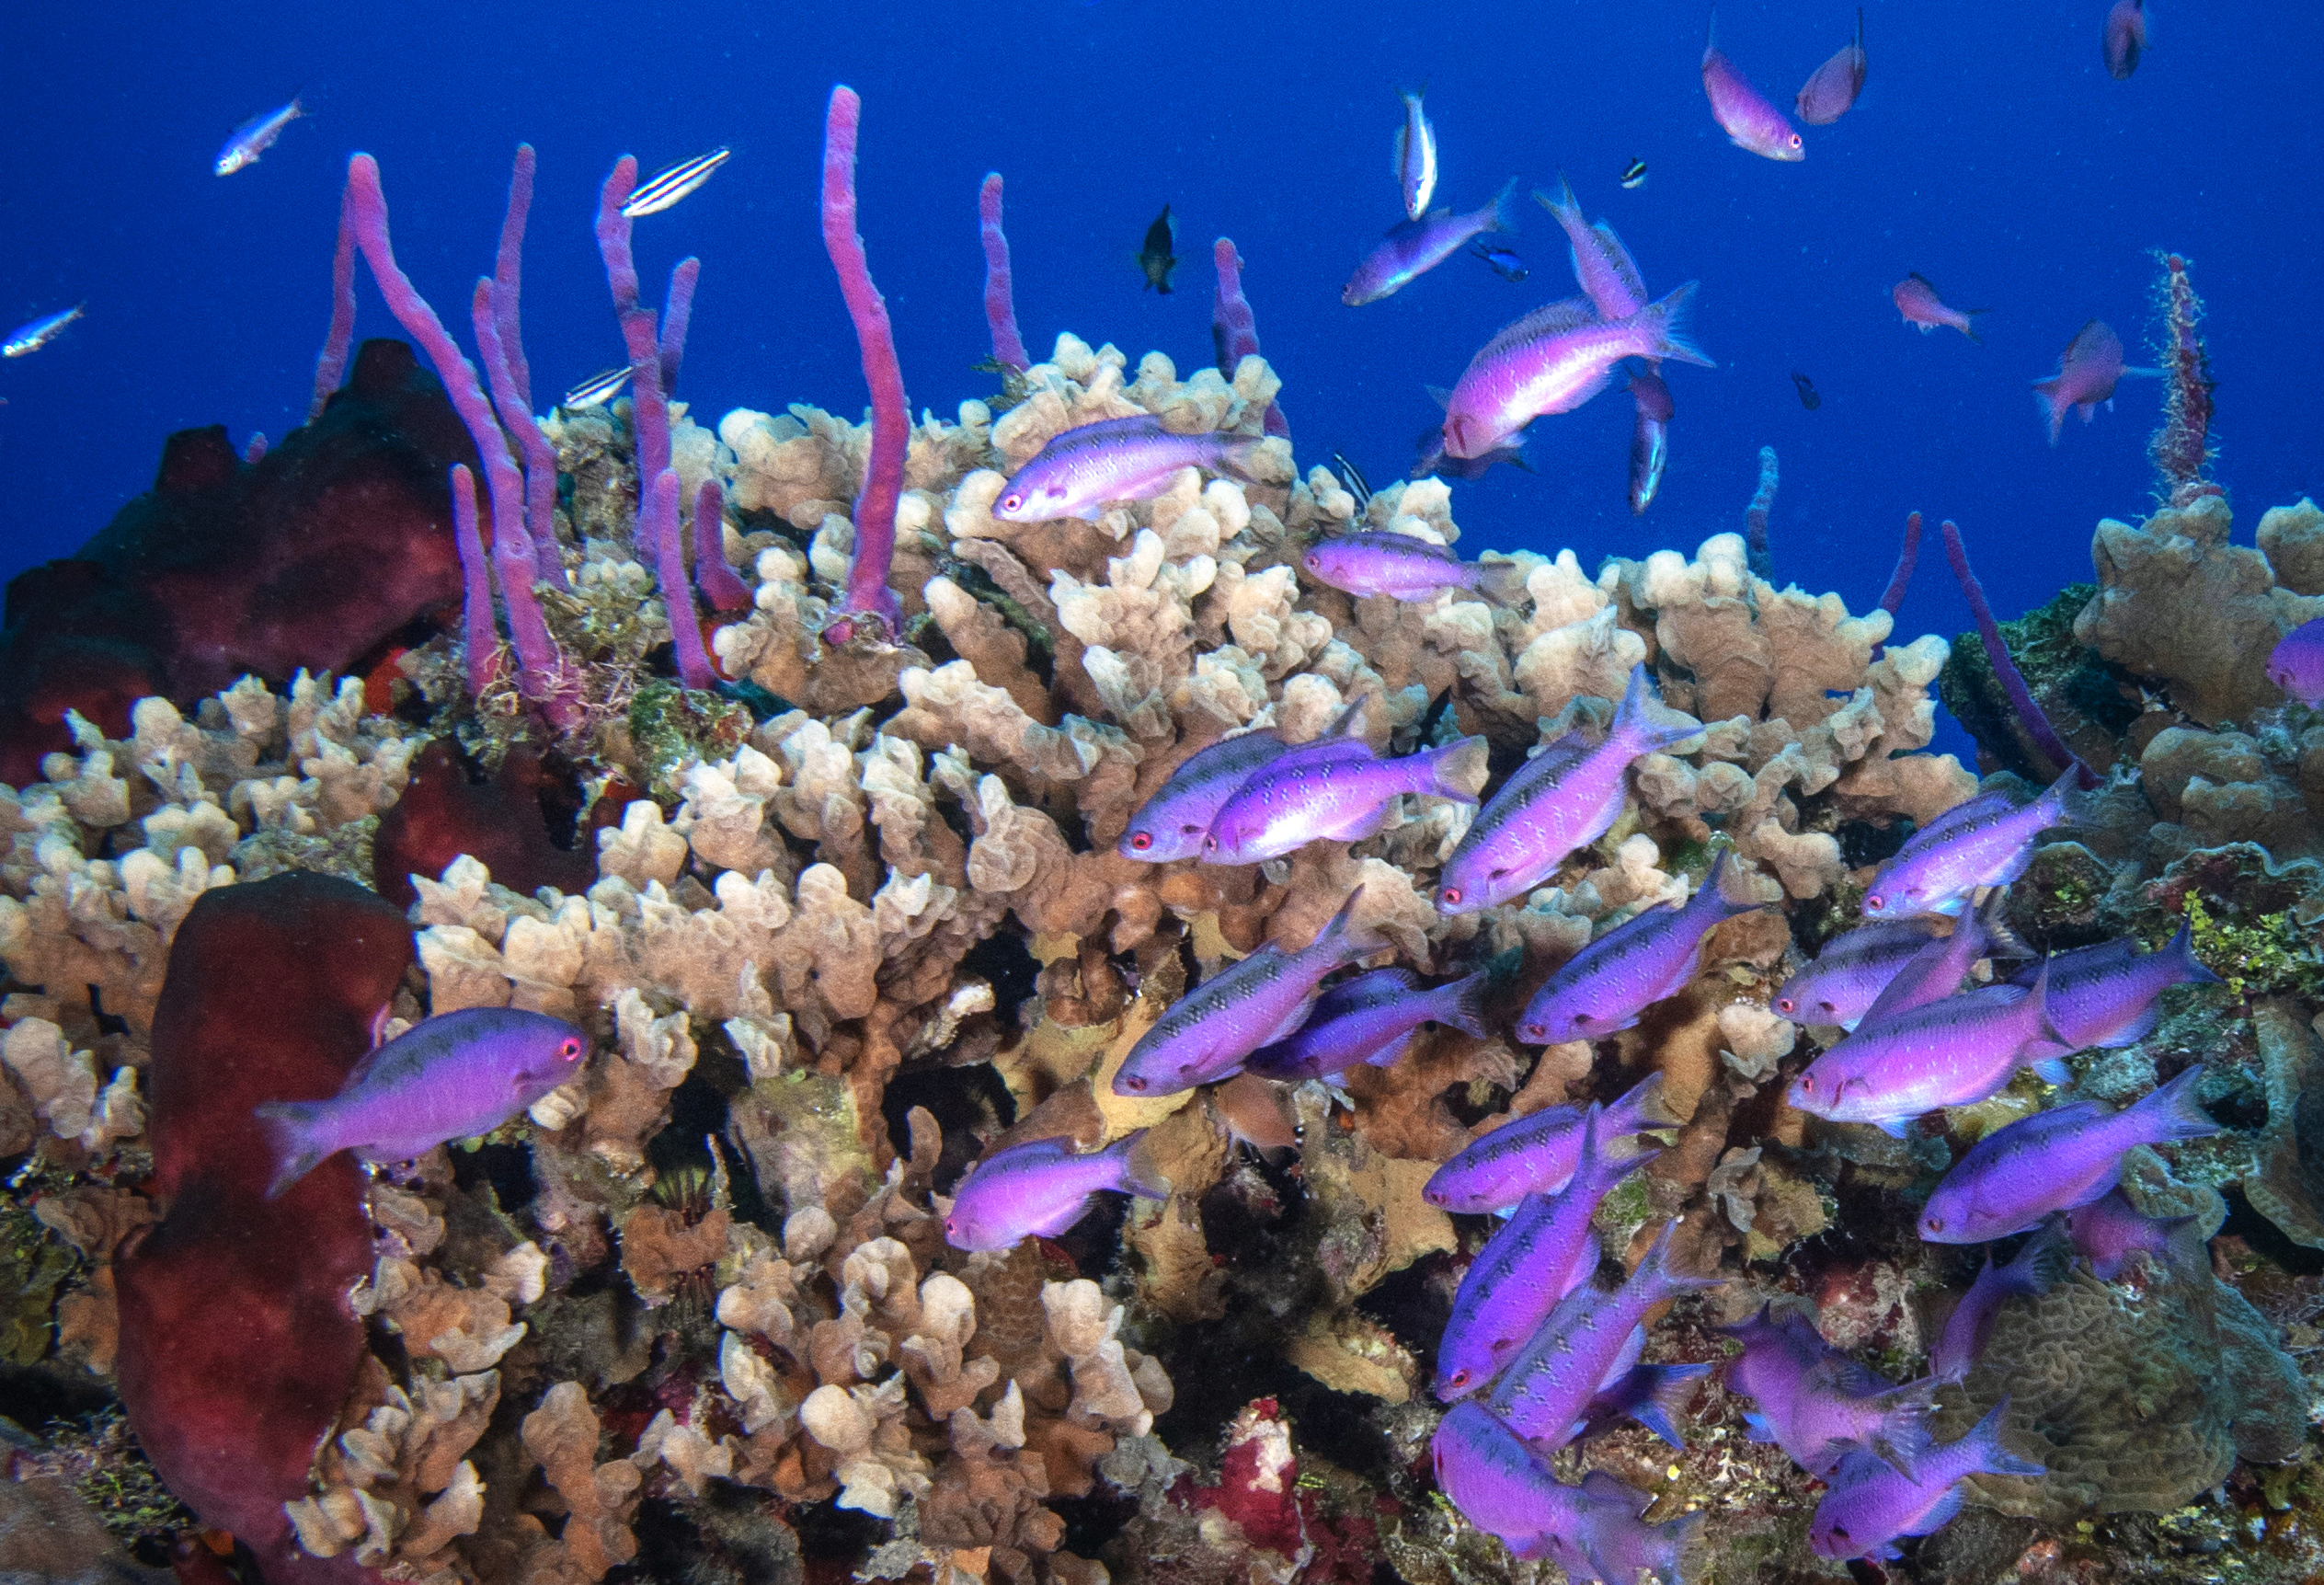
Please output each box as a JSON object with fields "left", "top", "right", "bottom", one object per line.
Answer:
{"left": 1139, "top": 205, "right": 1178, "bottom": 293}
{"left": 1791, "top": 370, "right": 1822, "bottom": 410}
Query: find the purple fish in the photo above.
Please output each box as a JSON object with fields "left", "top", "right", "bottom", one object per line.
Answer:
{"left": 1246, "top": 967, "right": 1490, "bottom": 1081}
{"left": 2269, "top": 617, "right": 2324, "bottom": 706}
{"left": 1436, "top": 1108, "right": 1651, "bottom": 1398}
{"left": 1549, "top": 1471, "right": 1706, "bottom": 1585}
{"left": 1629, "top": 368, "right": 1672, "bottom": 516}
{"left": 1425, "top": 1073, "right": 1670, "bottom": 1213}
{"left": 1918, "top": 1065, "right": 2219, "bottom": 1244}
{"left": 1774, "top": 918, "right": 1943, "bottom": 1027}
{"left": 1702, "top": 9, "right": 1805, "bottom": 162}
{"left": 2032, "top": 320, "right": 2158, "bottom": 445}
{"left": 1794, "top": 8, "right": 1867, "bottom": 126}
{"left": 2065, "top": 1186, "right": 2202, "bottom": 1280}
{"left": 1856, "top": 893, "right": 2030, "bottom": 1028}
{"left": 1786, "top": 965, "right": 2061, "bottom": 1135}
{"left": 1489, "top": 1222, "right": 1722, "bottom": 1450}
{"left": 1300, "top": 531, "right": 1514, "bottom": 603}
{"left": 1440, "top": 665, "right": 1699, "bottom": 914}
{"left": 1439, "top": 285, "right": 1712, "bottom": 461}
{"left": 1863, "top": 765, "right": 2077, "bottom": 919}
{"left": 255, "top": 1007, "right": 588, "bottom": 1199}
{"left": 1342, "top": 179, "right": 1517, "bottom": 306}
{"left": 1113, "top": 892, "right": 1374, "bottom": 1097}
{"left": 1929, "top": 1229, "right": 2068, "bottom": 1384}
{"left": 2104, "top": 0, "right": 2146, "bottom": 80}
{"left": 943, "top": 1130, "right": 1167, "bottom": 1251}
{"left": 1537, "top": 176, "right": 1647, "bottom": 321}
{"left": 992, "top": 415, "right": 1263, "bottom": 522}
{"left": 1723, "top": 1304, "right": 1933, "bottom": 1477}
{"left": 1203, "top": 734, "right": 1485, "bottom": 864}
{"left": 1429, "top": 1401, "right": 1595, "bottom": 1558}
{"left": 1118, "top": 701, "right": 1365, "bottom": 863}
{"left": 2011, "top": 924, "right": 2219, "bottom": 1056}
{"left": 1517, "top": 850, "right": 1760, "bottom": 1045}
{"left": 1811, "top": 1400, "right": 2043, "bottom": 1561}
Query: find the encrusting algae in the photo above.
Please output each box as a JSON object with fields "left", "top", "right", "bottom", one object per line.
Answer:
{"left": 2, "top": 99, "right": 2322, "bottom": 1585}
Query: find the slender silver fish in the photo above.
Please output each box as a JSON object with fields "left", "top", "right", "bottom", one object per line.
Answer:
{"left": 3, "top": 304, "right": 85, "bottom": 359}
{"left": 622, "top": 147, "right": 733, "bottom": 218}
{"left": 561, "top": 367, "right": 634, "bottom": 409}
{"left": 215, "top": 96, "right": 305, "bottom": 176}
{"left": 1393, "top": 88, "right": 1438, "bottom": 220}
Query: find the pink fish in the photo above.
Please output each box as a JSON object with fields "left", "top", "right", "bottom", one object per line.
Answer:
{"left": 1536, "top": 176, "right": 1646, "bottom": 321}
{"left": 1439, "top": 286, "right": 1712, "bottom": 461}
{"left": 2104, "top": 0, "right": 2146, "bottom": 80}
{"left": 1795, "top": 9, "right": 1867, "bottom": 125}
{"left": 1892, "top": 274, "right": 1986, "bottom": 342}
{"left": 2031, "top": 320, "right": 2158, "bottom": 444}
{"left": 1703, "top": 9, "right": 1805, "bottom": 162}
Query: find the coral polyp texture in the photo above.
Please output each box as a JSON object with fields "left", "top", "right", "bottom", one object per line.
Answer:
{"left": 3, "top": 119, "right": 2320, "bottom": 1585}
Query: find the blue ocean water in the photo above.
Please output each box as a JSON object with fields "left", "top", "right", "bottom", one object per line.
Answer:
{"left": 2, "top": 0, "right": 2318, "bottom": 728}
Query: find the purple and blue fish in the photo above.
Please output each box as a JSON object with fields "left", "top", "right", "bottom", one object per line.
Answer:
{"left": 1343, "top": 179, "right": 1517, "bottom": 306}
{"left": 1517, "top": 850, "right": 1760, "bottom": 1045}
{"left": 1811, "top": 1400, "right": 2044, "bottom": 1562}
{"left": 991, "top": 415, "right": 1263, "bottom": 523}
{"left": 943, "top": 1130, "right": 1168, "bottom": 1251}
{"left": 1299, "top": 531, "right": 1516, "bottom": 603}
{"left": 1786, "top": 964, "right": 2062, "bottom": 1135}
{"left": 1774, "top": 918, "right": 1943, "bottom": 1027}
{"left": 1437, "top": 286, "right": 1713, "bottom": 463}
{"left": 1723, "top": 1304, "right": 1933, "bottom": 1477}
{"left": 1430, "top": 1404, "right": 1702, "bottom": 1580}
{"left": 1863, "top": 767, "right": 2078, "bottom": 919}
{"left": 1918, "top": 1065, "right": 2220, "bottom": 1244}
{"left": 256, "top": 1007, "right": 589, "bottom": 1199}
{"left": 1439, "top": 664, "right": 1699, "bottom": 915}
{"left": 1537, "top": 176, "right": 1647, "bottom": 321}
{"left": 1245, "top": 967, "right": 1490, "bottom": 1081}
{"left": 1629, "top": 368, "right": 1673, "bottom": 516}
{"left": 1488, "top": 1221, "right": 1722, "bottom": 1451}
{"left": 2010, "top": 924, "right": 2219, "bottom": 1057}
{"left": 1855, "top": 892, "right": 2029, "bottom": 1029}
{"left": 1203, "top": 733, "right": 1485, "bottom": 864}
{"left": 2268, "top": 617, "right": 2324, "bottom": 706}
{"left": 1425, "top": 1073, "right": 1670, "bottom": 1213}
{"left": 2065, "top": 1186, "right": 2204, "bottom": 1281}
{"left": 1113, "top": 892, "right": 1374, "bottom": 1097}
{"left": 1436, "top": 1107, "right": 1650, "bottom": 1399}
{"left": 1118, "top": 701, "right": 1366, "bottom": 863}
{"left": 1929, "top": 1229, "right": 2068, "bottom": 1384}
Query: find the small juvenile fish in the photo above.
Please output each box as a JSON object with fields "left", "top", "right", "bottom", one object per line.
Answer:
{"left": 1794, "top": 8, "right": 1868, "bottom": 126}
{"left": 2, "top": 304, "right": 86, "bottom": 359}
{"left": 1863, "top": 765, "right": 2078, "bottom": 918}
{"left": 1929, "top": 1229, "right": 2067, "bottom": 1384}
{"left": 1211, "top": 1072, "right": 1298, "bottom": 1155}
{"left": 1439, "top": 664, "right": 1699, "bottom": 914}
{"left": 1773, "top": 918, "right": 1944, "bottom": 1027}
{"left": 2032, "top": 319, "right": 2158, "bottom": 445}
{"left": 1436, "top": 1108, "right": 1650, "bottom": 1398}
{"left": 561, "top": 366, "right": 634, "bottom": 409}
{"left": 256, "top": 1008, "right": 588, "bottom": 1198}
{"left": 2011, "top": 924, "right": 2218, "bottom": 1055}
{"left": 1786, "top": 966, "right": 2062, "bottom": 1134}
{"left": 1438, "top": 284, "right": 1712, "bottom": 460}
{"left": 1517, "top": 851, "right": 1760, "bottom": 1045}
{"left": 993, "top": 415, "right": 1262, "bottom": 522}
{"left": 1203, "top": 734, "right": 1486, "bottom": 864}
{"left": 1343, "top": 179, "right": 1517, "bottom": 306}
{"left": 2269, "top": 617, "right": 2324, "bottom": 706}
{"left": 1893, "top": 273, "right": 1986, "bottom": 342}
{"left": 215, "top": 96, "right": 305, "bottom": 177}
{"left": 1139, "top": 205, "right": 1179, "bottom": 293}
{"left": 1425, "top": 1073, "right": 1670, "bottom": 1212}
{"left": 1791, "top": 370, "right": 1822, "bottom": 410}
{"left": 1300, "top": 530, "right": 1511, "bottom": 602}
{"left": 1811, "top": 1400, "right": 2044, "bottom": 1561}
{"left": 1620, "top": 157, "right": 1650, "bottom": 190}
{"left": 1628, "top": 369, "right": 1672, "bottom": 516}
{"left": 621, "top": 146, "right": 733, "bottom": 218}
{"left": 1702, "top": 9, "right": 1805, "bottom": 162}
{"left": 1329, "top": 450, "right": 1373, "bottom": 513}
{"left": 1537, "top": 176, "right": 1646, "bottom": 320}
{"left": 1246, "top": 967, "right": 1491, "bottom": 1081}
{"left": 1489, "top": 1222, "right": 1722, "bottom": 1450}
{"left": 1113, "top": 892, "right": 1373, "bottom": 1097}
{"left": 1120, "top": 729, "right": 1299, "bottom": 862}
{"left": 2104, "top": 0, "right": 2147, "bottom": 80}
{"left": 943, "top": 1130, "right": 1167, "bottom": 1250}
{"left": 1470, "top": 240, "right": 1528, "bottom": 282}
{"left": 2065, "top": 1186, "right": 2201, "bottom": 1280}
{"left": 1855, "top": 892, "right": 2028, "bottom": 1029}
{"left": 1919, "top": 1066, "right": 2219, "bottom": 1244}
{"left": 1393, "top": 88, "right": 1438, "bottom": 221}
{"left": 1723, "top": 1304, "right": 1933, "bottom": 1477}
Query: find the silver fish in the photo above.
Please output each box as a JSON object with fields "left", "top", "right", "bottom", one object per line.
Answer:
{"left": 1393, "top": 88, "right": 1438, "bottom": 220}
{"left": 215, "top": 96, "right": 304, "bottom": 176}
{"left": 3, "top": 304, "right": 85, "bottom": 358}
{"left": 621, "top": 146, "right": 733, "bottom": 218}
{"left": 561, "top": 367, "right": 634, "bottom": 409}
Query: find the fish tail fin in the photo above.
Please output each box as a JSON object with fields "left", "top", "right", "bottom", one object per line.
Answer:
{"left": 1474, "top": 558, "right": 1531, "bottom": 608}
{"left": 1318, "top": 693, "right": 1372, "bottom": 743}
{"left": 1609, "top": 1071, "right": 1677, "bottom": 1134}
{"left": 2032, "top": 380, "right": 2067, "bottom": 445}
{"left": 1436, "top": 968, "right": 1494, "bottom": 1038}
{"left": 1105, "top": 1129, "right": 1173, "bottom": 1200}
{"left": 1965, "top": 1396, "right": 2046, "bottom": 1479}
{"left": 1425, "top": 735, "right": 1491, "bottom": 802}
{"left": 1310, "top": 888, "right": 1374, "bottom": 959}
{"left": 2011, "top": 1221, "right": 2074, "bottom": 1292}
{"left": 2131, "top": 1063, "right": 2222, "bottom": 1144}
{"left": 1216, "top": 434, "right": 1270, "bottom": 481}
{"left": 1627, "top": 1362, "right": 1716, "bottom": 1446}
{"left": 1866, "top": 1376, "right": 1940, "bottom": 1476}
{"left": 1638, "top": 281, "right": 1716, "bottom": 368}
{"left": 1656, "top": 1510, "right": 1712, "bottom": 1585}
{"left": 1634, "top": 1219, "right": 1723, "bottom": 1304}
{"left": 253, "top": 1100, "right": 334, "bottom": 1200}
{"left": 1483, "top": 177, "right": 1521, "bottom": 234}
{"left": 2168, "top": 920, "right": 2223, "bottom": 984}
{"left": 1535, "top": 173, "right": 1584, "bottom": 228}
{"left": 1962, "top": 309, "right": 1990, "bottom": 345}
{"left": 1975, "top": 889, "right": 2036, "bottom": 962}
{"left": 1690, "top": 847, "right": 1759, "bottom": 924}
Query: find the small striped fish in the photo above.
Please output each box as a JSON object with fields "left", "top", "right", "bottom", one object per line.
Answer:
{"left": 621, "top": 147, "right": 731, "bottom": 217}
{"left": 4, "top": 304, "right": 85, "bottom": 359}
{"left": 561, "top": 367, "right": 633, "bottom": 409}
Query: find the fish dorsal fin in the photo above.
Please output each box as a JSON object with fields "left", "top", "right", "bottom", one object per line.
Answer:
{"left": 1474, "top": 297, "right": 1599, "bottom": 364}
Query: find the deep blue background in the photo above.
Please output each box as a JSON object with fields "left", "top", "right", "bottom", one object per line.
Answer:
{"left": 4, "top": 0, "right": 2318, "bottom": 746}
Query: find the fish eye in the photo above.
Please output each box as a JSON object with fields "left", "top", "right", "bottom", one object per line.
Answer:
{"left": 559, "top": 1037, "right": 584, "bottom": 1062}
{"left": 1124, "top": 1075, "right": 1147, "bottom": 1092}
{"left": 1925, "top": 1214, "right": 1944, "bottom": 1232}
{"left": 1441, "top": 885, "right": 1463, "bottom": 905}
{"left": 1129, "top": 832, "right": 1153, "bottom": 851}
{"left": 1519, "top": 1023, "right": 1545, "bottom": 1042}
{"left": 1799, "top": 1074, "right": 1816, "bottom": 1093}
{"left": 1000, "top": 491, "right": 1024, "bottom": 512}
{"left": 1865, "top": 894, "right": 1886, "bottom": 913}
{"left": 944, "top": 1217, "right": 957, "bottom": 1235}
{"left": 1775, "top": 995, "right": 1797, "bottom": 1015}
{"left": 1448, "top": 1367, "right": 1471, "bottom": 1388}
{"left": 1203, "top": 835, "right": 1219, "bottom": 851}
